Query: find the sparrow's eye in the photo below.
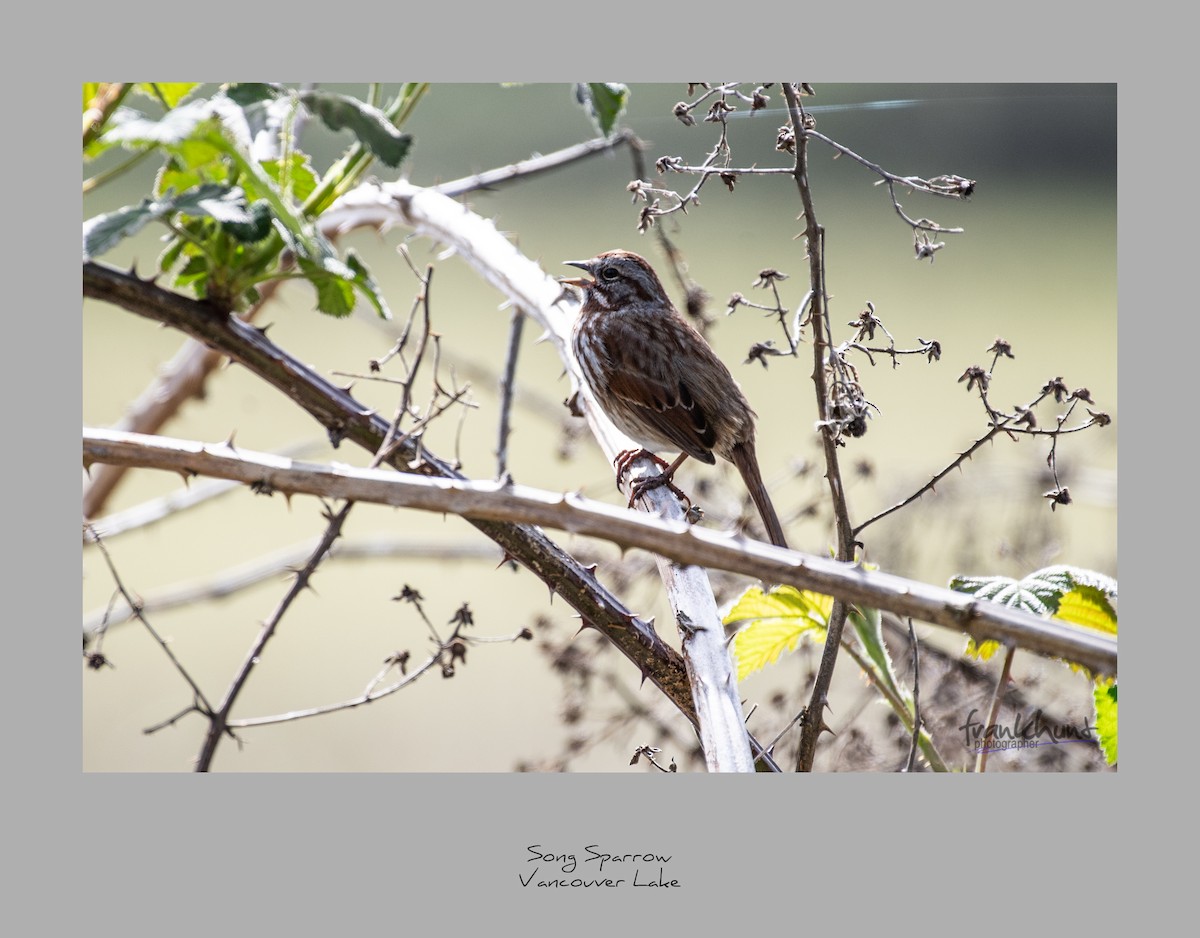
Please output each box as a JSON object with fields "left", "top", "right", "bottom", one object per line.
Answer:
{"left": 600, "top": 266, "right": 619, "bottom": 281}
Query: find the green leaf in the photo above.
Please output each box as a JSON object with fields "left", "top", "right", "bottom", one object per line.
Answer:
{"left": 224, "top": 83, "right": 284, "bottom": 108}
{"left": 261, "top": 152, "right": 319, "bottom": 204}
{"left": 174, "top": 254, "right": 210, "bottom": 292}
{"left": 297, "top": 256, "right": 355, "bottom": 318}
{"left": 154, "top": 139, "right": 229, "bottom": 195}
{"left": 82, "top": 203, "right": 155, "bottom": 260}
{"left": 949, "top": 564, "right": 1117, "bottom": 621}
{"left": 158, "top": 235, "right": 186, "bottom": 275}
{"left": 136, "top": 83, "right": 202, "bottom": 109}
{"left": 103, "top": 100, "right": 218, "bottom": 148}
{"left": 964, "top": 638, "right": 1003, "bottom": 661}
{"left": 1055, "top": 586, "right": 1118, "bottom": 634}
{"left": 83, "top": 184, "right": 250, "bottom": 259}
{"left": 951, "top": 564, "right": 1117, "bottom": 673}
{"left": 221, "top": 201, "right": 274, "bottom": 243}
{"left": 848, "top": 606, "right": 904, "bottom": 702}
{"left": 726, "top": 585, "right": 829, "bottom": 680}
{"left": 345, "top": 251, "right": 392, "bottom": 320}
{"left": 1093, "top": 678, "right": 1117, "bottom": 765}
{"left": 574, "top": 83, "right": 629, "bottom": 136}
{"left": 947, "top": 573, "right": 1052, "bottom": 616}
{"left": 299, "top": 91, "right": 412, "bottom": 168}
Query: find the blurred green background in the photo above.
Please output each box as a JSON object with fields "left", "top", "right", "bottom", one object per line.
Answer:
{"left": 82, "top": 83, "right": 1116, "bottom": 771}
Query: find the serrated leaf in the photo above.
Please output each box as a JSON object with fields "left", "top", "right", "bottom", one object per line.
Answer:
{"left": 297, "top": 256, "right": 355, "bottom": 318}
{"left": 221, "top": 201, "right": 274, "bottom": 243}
{"left": 82, "top": 203, "right": 156, "bottom": 260}
{"left": 174, "top": 254, "right": 209, "bottom": 292}
{"left": 345, "top": 251, "right": 392, "bottom": 320}
{"left": 726, "top": 585, "right": 829, "bottom": 681}
{"left": 848, "top": 606, "right": 904, "bottom": 701}
{"left": 185, "top": 188, "right": 253, "bottom": 224}
{"left": 136, "top": 82, "right": 202, "bottom": 109}
{"left": 574, "top": 83, "right": 629, "bottom": 136}
{"left": 948, "top": 574, "right": 1051, "bottom": 615}
{"left": 949, "top": 564, "right": 1117, "bottom": 621}
{"left": 155, "top": 140, "right": 228, "bottom": 196}
{"left": 315, "top": 274, "right": 355, "bottom": 317}
{"left": 157, "top": 235, "right": 185, "bottom": 274}
{"left": 103, "top": 99, "right": 217, "bottom": 148}
{"left": 299, "top": 91, "right": 412, "bottom": 167}
{"left": 965, "top": 638, "right": 1003, "bottom": 661}
{"left": 1055, "top": 587, "right": 1118, "bottom": 634}
{"left": 224, "top": 83, "right": 283, "bottom": 108}
{"left": 952, "top": 565, "right": 1117, "bottom": 675}
{"left": 1093, "top": 678, "right": 1117, "bottom": 765}
{"left": 261, "top": 153, "right": 319, "bottom": 203}
{"left": 83, "top": 184, "right": 249, "bottom": 260}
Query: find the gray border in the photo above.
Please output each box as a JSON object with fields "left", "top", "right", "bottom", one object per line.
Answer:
{"left": 52, "top": 7, "right": 1150, "bottom": 931}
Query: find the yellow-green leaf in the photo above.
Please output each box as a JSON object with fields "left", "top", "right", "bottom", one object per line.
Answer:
{"left": 136, "top": 82, "right": 202, "bottom": 109}
{"left": 1093, "top": 677, "right": 1117, "bottom": 765}
{"left": 1054, "top": 587, "right": 1117, "bottom": 634}
{"left": 965, "top": 638, "right": 1003, "bottom": 661}
{"left": 726, "top": 585, "right": 829, "bottom": 681}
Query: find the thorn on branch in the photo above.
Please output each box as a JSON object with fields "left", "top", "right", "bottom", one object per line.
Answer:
{"left": 565, "top": 391, "right": 585, "bottom": 419}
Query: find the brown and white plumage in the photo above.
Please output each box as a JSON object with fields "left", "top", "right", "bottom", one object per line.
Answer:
{"left": 564, "top": 251, "right": 788, "bottom": 549}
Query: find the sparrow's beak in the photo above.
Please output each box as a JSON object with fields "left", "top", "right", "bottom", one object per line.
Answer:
{"left": 560, "top": 259, "right": 594, "bottom": 289}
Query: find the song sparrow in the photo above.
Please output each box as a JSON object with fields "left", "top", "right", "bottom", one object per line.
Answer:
{"left": 563, "top": 250, "right": 789, "bottom": 549}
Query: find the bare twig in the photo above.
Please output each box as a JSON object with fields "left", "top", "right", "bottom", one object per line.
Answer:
{"left": 83, "top": 521, "right": 216, "bottom": 721}
{"left": 194, "top": 502, "right": 354, "bottom": 770}
{"left": 83, "top": 536, "right": 497, "bottom": 635}
{"left": 853, "top": 368, "right": 1107, "bottom": 537}
{"left": 975, "top": 644, "right": 1016, "bottom": 773}
{"left": 496, "top": 308, "right": 525, "bottom": 479}
{"left": 780, "top": 82, "right": 856, "bottom": 772}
